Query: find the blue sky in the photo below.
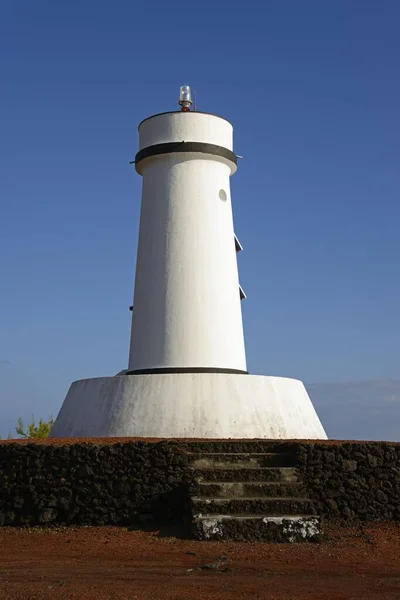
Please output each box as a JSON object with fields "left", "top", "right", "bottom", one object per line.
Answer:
{"left": 1, "top": 0, "right": 399, "bottom": 428}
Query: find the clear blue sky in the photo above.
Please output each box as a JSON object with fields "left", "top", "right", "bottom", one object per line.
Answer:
{"left": 1, "top": 1, "right": 399, "bottom": 426}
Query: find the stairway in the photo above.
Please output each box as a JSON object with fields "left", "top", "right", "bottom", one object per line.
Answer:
{"left": 187, "top": 446, "right": 320, "bottom": 542}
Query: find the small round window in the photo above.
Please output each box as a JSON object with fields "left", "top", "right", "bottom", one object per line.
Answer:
{"left": 219, "top": 189, "right": 227, "bottom": 201}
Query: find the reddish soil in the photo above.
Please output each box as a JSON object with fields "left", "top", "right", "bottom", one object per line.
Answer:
{"left": 0, "top": 524, "right": 399, "bottom": 600}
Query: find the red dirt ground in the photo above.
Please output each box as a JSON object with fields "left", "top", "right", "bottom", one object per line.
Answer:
{"left": 0, "top": 524, "right": 399, "bottom": 600}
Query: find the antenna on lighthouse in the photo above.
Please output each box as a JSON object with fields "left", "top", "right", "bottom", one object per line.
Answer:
{"left": 179, "top": 84, "right": 192, "bottom": 111}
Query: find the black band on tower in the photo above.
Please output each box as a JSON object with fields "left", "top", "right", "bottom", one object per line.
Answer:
{"left": 126, "top": 367, "right": 249, "bottom": 376}
{"left": 135, "top": 141, "right": 237, "bottom": 170}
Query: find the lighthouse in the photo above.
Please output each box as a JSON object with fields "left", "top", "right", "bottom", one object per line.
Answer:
{"left": 128, "top": 85, "right": 246, "bottom": 375}
{"left": 51, "top": 86, "right": 327, "bottom": 440}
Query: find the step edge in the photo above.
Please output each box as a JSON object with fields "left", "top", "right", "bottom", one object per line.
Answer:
{"left": 191, "top": 496, "right": 312, "bottom": 502}
{"left": 194, "top": 481, "right": 302, "bottom": 486}
{"left": 186, "top": 452, "right": 294, "bottom": 456}
{"left": 189, "top": 466, "right": 298, "bottom": 471}
{"left": 193, "top": 514, "right": 320, "bottom": 520}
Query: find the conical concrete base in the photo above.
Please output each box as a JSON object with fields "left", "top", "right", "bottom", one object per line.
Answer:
{"left": 50, "top": 373, "right": 327, "bottom": 439}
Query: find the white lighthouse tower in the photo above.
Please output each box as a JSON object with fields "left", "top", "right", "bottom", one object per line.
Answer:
{"left": 128, "top": 85, "right": 246, "bottom": 375}
{"left": 51, "top": 87, "right": 327, "bottom": 440}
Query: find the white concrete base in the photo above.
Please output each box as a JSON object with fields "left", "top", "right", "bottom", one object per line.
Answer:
{"left": 50, "top": 373, "right": 327, "bottom": 439}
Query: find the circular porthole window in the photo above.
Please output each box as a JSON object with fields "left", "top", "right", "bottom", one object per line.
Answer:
{"left": 219, "top": 189, "right": 227, "bottom": 202}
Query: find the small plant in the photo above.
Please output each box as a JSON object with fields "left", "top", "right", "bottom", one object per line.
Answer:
{"left": 15, "top": 415, "right": 55, "bottom": 439}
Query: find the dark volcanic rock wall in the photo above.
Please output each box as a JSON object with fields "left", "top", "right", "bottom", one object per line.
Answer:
{"left": 0, "top": 439, "right": 399, "bottom": 526}
{"left": 0, "top": 441, "right": 190, "bottom": 526}
{"left": 296, "top": 442, "right": 400, "bottom": 522}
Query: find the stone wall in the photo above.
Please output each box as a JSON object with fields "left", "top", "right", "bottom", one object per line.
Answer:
{"left": 0, "top": 440, "right": 190, "bottom": 526}
{"left": 0, "top": 439, "right": 399, "bottom": 526}
{"left": 296, "top": 441, "right": 400, "bottom": 522}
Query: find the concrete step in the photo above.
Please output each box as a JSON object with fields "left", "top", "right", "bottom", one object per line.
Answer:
{"left": 182, "top": 442, "right": 297, "bottom": 454}
{"left": 191, "top": 496, "right": 316, "bottom": 516}
{"left": 193, "top": 514, "right": 321, "bottom": 542}
{"left": 191, "top": 466, "right": 299, "bottom": 483}
{"left": 191, "top": 481, "right": 303, "bottom": 498}
{"left": 189, "top": 453, "right": 296, "bottom": 469}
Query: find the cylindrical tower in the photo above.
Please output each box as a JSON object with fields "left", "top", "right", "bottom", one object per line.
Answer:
{"left": 128, "top": 102, "right": 247, "bottom": 374}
